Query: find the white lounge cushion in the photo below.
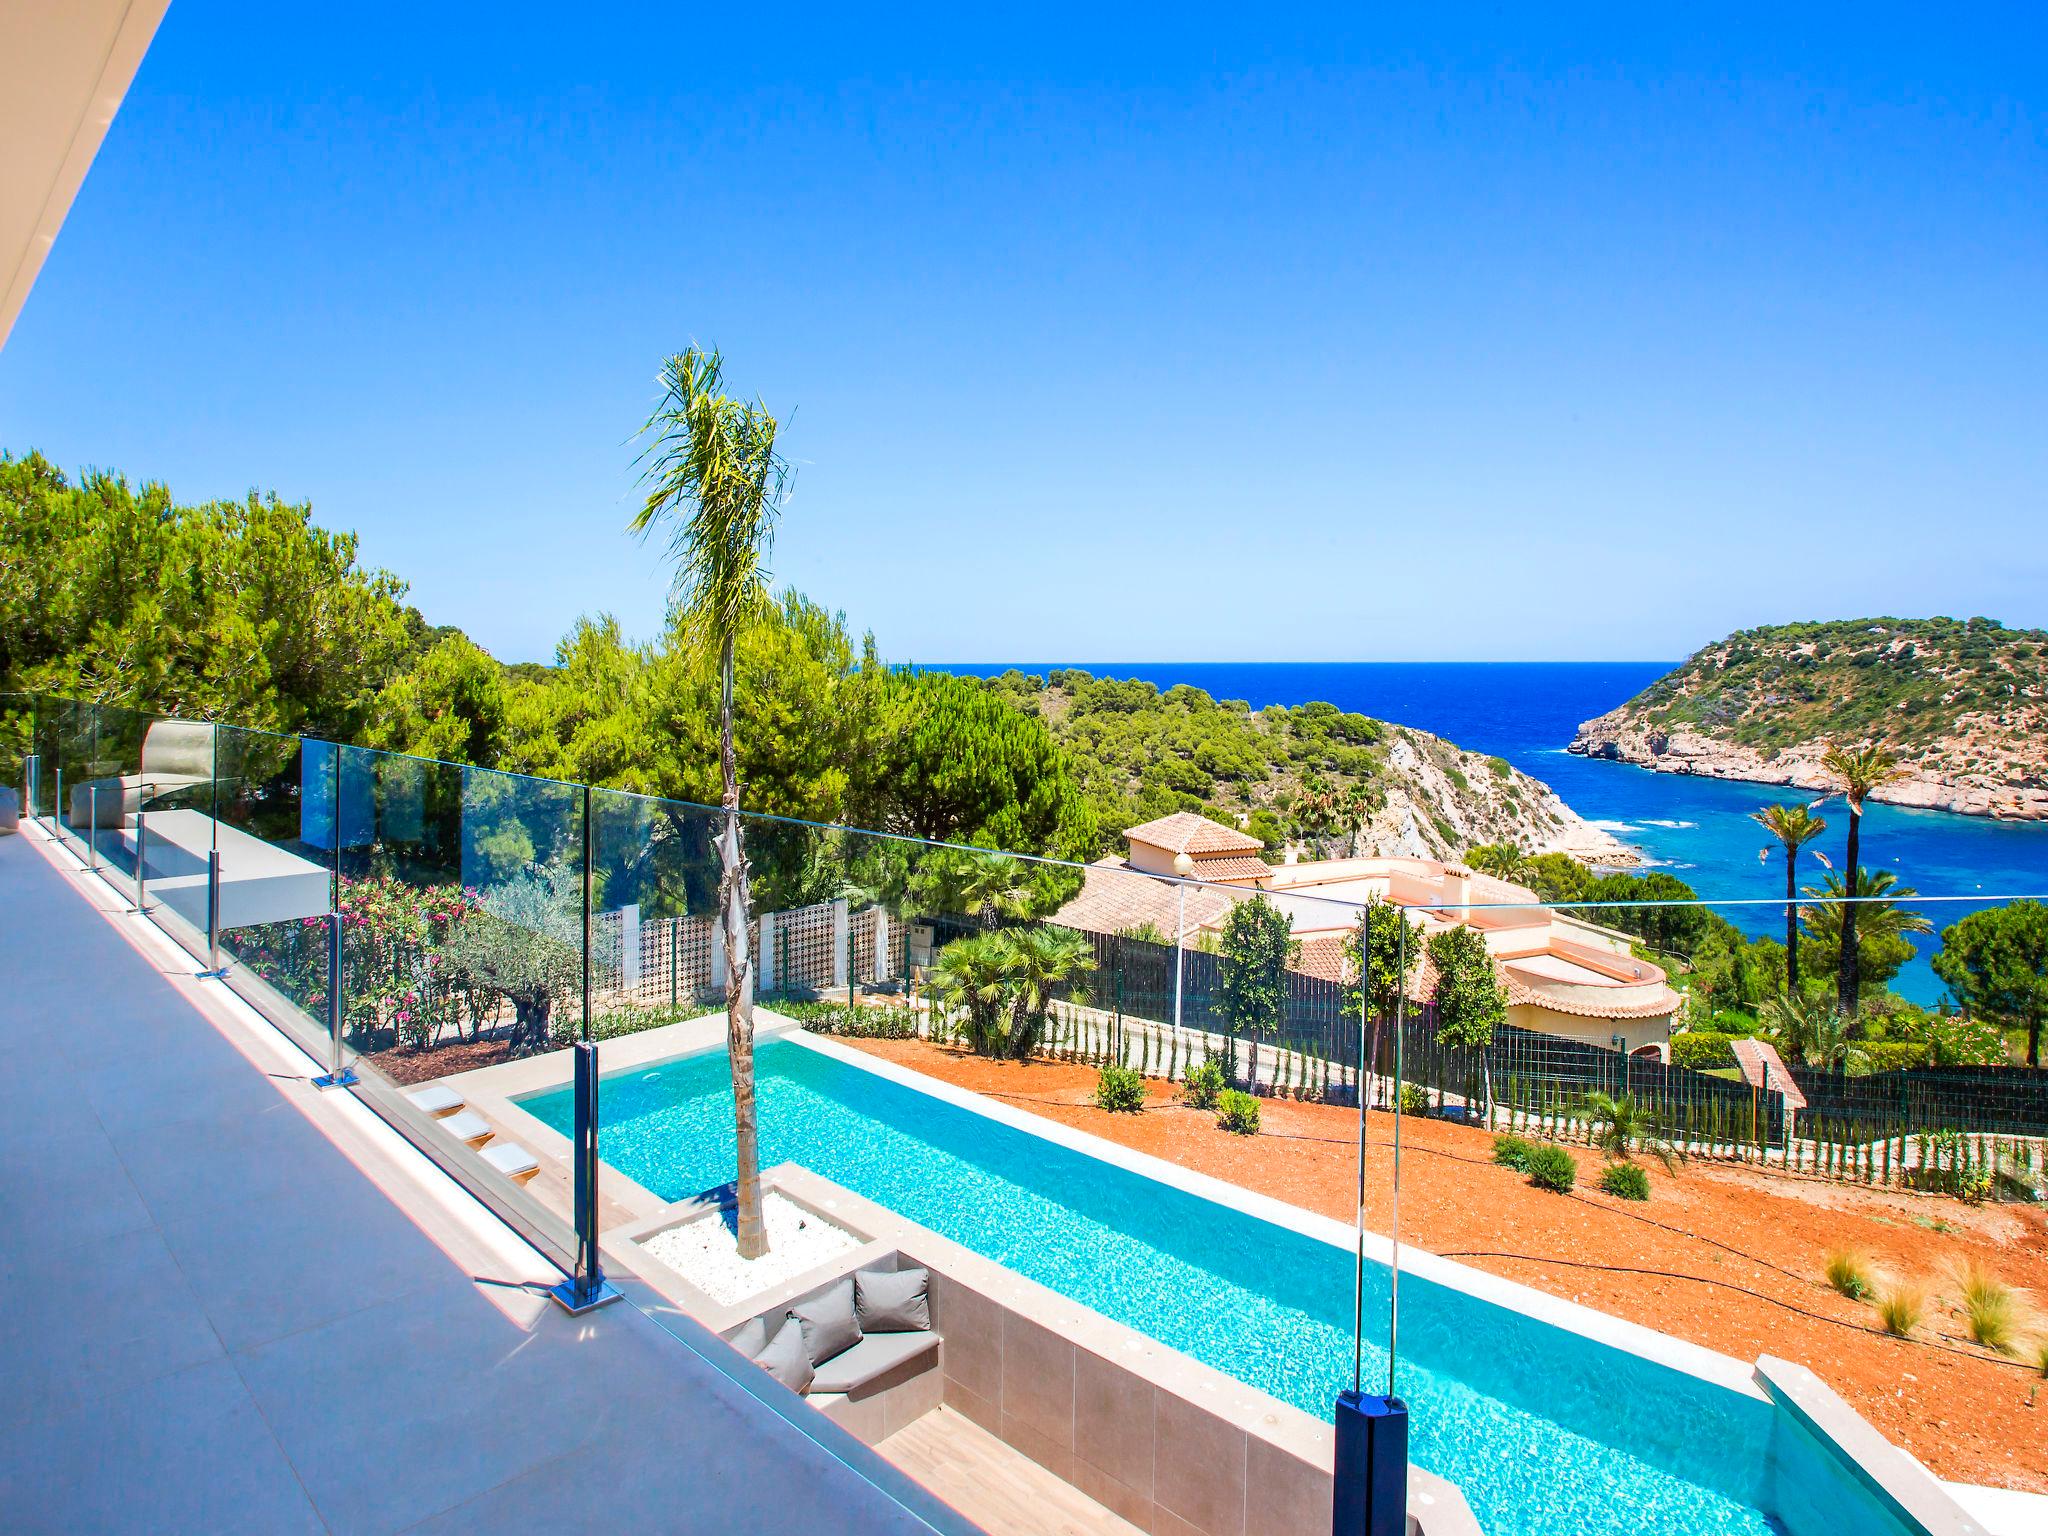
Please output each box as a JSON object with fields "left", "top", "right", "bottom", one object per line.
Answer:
{"left": 480, "top": 1142, "right": 539, "bottom": 1180}
{"left": 808, "top": 1330, "right": 938, "bottom": 1395}
{"left": 406, "top": 1085, "right": 463, "bottom": 1117}
{"left": 439, "top": 1109, "right": 492, "bottom": 1145}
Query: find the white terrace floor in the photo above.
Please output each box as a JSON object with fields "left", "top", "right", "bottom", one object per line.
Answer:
{"left": 0, "top": 824, "right": 982, "bottom": 1536}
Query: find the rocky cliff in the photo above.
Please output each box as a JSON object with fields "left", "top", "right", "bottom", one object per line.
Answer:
{"left": 1569, "top": 618, "right": 2048, "bottom": 821}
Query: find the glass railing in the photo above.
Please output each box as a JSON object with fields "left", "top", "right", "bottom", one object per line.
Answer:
{"left": 12, "top": 689, "right": 2041, "bottom": 1536}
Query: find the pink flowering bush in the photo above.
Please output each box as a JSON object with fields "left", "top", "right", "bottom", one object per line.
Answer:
{"left": 230, "top": 875, "right": 489, "bottom": 1051}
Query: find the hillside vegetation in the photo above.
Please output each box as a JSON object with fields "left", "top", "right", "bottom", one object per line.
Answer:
{"left": 1572, "top": 618, "right": 2048, "bottom": 819}
{"left": 977, "top": 668, "right": 1631, "bottom": 864}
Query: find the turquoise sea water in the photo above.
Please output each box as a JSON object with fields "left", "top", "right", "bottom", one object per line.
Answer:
{"left": 941, "top": 661, "right": 2048, "bottom": 1001}
{"left": 528, "top": 1040, "right": 1912, "bottom": 1536}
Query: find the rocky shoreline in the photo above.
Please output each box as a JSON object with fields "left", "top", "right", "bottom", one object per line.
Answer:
{"left": 1568, "top": 719, "right": 2048, "bottom": 822}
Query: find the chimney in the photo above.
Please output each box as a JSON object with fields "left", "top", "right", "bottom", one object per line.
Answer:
{"left": 1448, "top": 868, "right": 1472, "bottom": 917}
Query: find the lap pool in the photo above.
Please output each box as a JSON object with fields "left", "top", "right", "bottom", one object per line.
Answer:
{"left": 523, "top": 1037, "right": 1913, "bottom": 1536}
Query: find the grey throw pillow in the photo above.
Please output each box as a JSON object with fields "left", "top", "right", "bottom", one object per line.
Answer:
{"left": 728, "top": 1315, "right": 768, "bottom": 1359}
{"left": 753, "top": 1318, "right": 813, "bottom": 1394}
{"left": 855, "top": 1266, "right": 931, "bottom": 1333}
{"left": 788, "top": 1276, "right": 862, "bottom": 1364}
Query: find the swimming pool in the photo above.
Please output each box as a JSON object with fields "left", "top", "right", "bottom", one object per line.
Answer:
{"left": 524, "top": 1038, "right": 1913, "bottom": 1536}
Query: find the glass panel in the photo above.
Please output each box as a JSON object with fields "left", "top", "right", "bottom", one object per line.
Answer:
{"left": 314, "top": 743, "right": 583, "bottom": 1271}
{"left": 0, "top": 691, "right": 31, "bottom": 809}
{"left": 209, "top": 723, "right": 337, "bottom": 1064}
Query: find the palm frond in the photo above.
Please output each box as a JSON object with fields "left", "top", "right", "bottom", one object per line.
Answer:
{"left": 630, "top": 347, "right": 794, "bottom": 659}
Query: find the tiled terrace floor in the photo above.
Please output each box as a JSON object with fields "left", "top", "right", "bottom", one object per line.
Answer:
{"left": 0, "top": 823, "right": 981, "bottom": 1536}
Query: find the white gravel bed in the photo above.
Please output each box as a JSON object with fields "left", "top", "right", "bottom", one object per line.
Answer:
{"left": 641, "top": 1191, "right": 861, "bottom": 1307}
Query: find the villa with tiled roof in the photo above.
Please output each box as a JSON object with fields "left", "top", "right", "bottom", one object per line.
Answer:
{"left": 1056, "top": 812, "right": 1680, "bottom": 1054}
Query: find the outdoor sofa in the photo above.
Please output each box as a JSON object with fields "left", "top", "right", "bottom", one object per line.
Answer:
{"left": 65, "top": 718, "right": 215, "bottom": 828}
{"left": 724, "top": 1255, "right": 939, "bottom": 1406}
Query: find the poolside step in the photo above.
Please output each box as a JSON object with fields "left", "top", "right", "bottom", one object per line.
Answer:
{"left": 437, "top": 1109, "right": 493, "bottom": 1148}
{"left": 479, "top": 1141, "right": 540, "bottom": 1183}
{"left": 406, "top": 1084, "right": 464, "bottom": 1118}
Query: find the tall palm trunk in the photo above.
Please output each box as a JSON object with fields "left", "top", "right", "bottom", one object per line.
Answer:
{"left": 717, "top": 635, "right": 766, "bottom": 1259}
{"left": 1836, "top": 804, "right": 1862, "bottom": 1019}
{"left": 1782, "top": 846, "right": 1799, "bottom": 984}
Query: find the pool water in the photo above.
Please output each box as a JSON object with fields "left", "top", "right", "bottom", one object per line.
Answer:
{"left": 525, "top": 1040, "right": 1911, "bottom": 1536}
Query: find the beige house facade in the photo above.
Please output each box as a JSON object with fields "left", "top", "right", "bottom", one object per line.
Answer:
{"left": 1055, "top": 811, "right": 1679, "bottom": 1053}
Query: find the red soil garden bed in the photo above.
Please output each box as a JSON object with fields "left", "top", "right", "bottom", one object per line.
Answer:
{"left": 841, "top": 1036, "right": 2048, "bottom": 1492}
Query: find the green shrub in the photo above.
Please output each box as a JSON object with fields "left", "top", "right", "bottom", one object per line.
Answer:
{"left": 1487, "top": 756, "right": 1513, "bottom": 780}
{"left": 1599, "top": 1163, "right": 1650, "bottom": 1201}
{"left": 1216, "top": 1088, "right": 1261, "bottom": 1135}
{"left": 1094, "top": 1064, "right": 1146, "bottom": 1114}
{"left": 1859, "top": 1040, "right": 1931, "bottom": 1073}
{"left": 1398, "top": 1083, "right": 1431, "bottom": 1117}
{"left": 1667, "top": 1031, "right": 1738, "bottom": 1071}
{"left": 1491, "top": 1133, "right": 1533, "bottom": 1171}
{"left": 1525, "top": 1145, "right": 1577, "bottom": 1193}
{"left": 1182, "top": 1058, "right": 1227, "bottom": 1110}
{"left": 774, "top": 1000, "right": 921, "bottom": 1040}
{"left": 562, "top": 1003, "right": 714, "bottom": 1044}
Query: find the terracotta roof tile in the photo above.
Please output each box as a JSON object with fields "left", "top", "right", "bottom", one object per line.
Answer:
{"left": 1052, "top": 866, "right": 1240, "bottom": 940}
{"left": 1121, "top": 811, "right": 1264, "bottom": 856}
{"left": 1180, "top": 855, "right": 1273, "bottom": 883}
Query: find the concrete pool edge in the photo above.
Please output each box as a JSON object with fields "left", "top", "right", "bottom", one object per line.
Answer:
{"left": 1755, "top": 1358, "right": 1984, "bottom": 1536}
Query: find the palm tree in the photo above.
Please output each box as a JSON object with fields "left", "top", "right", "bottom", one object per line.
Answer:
{"left": 1465, "top": 842, "right": 1533, "bottom": 886}
{"left": 1749, "top": 802, "right": 1826, "bottom": 984}
{"left": 1761, "top": 991, "right": 1872, "bottom": 1074}
{"left": 1798, "top": 868, "right": 1934, "bottom": 1002}
{"left": 917, "top": 848, "right": 1040, "bottom": 931}
{"left": 998, "top": 926, "right": 1096, "bottom": 1058}
{"left": 631, "top": 346, "right": 792, "bottom": 1260}
{"left": 1574, "top": 1090, "right": 1681, "bottom": 1170}
{"left": 928, "top": 931, "right": 1018, "bottom": 1056}
{"left": 1818, "top": 743, "right": 1905, "bottom": 1018}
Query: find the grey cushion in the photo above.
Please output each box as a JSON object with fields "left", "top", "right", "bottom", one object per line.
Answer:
{"left": 809, "top": 1330, "right": 939, "bottom": 1395}
{"left": 855, "top": 1266, "right": 931, "bottom": 1333}
{"left": 728, "top": 1315, "right": 768, "bottom": 1359}
{"left": 753, "top": 1318, "right": 813, "bottom": 1394}
{"left": 788, "top": 1276, "right": 862, "bottom": 1365}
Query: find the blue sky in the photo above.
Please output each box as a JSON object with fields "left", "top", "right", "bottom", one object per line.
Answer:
{"left": 3, "top": 4, "right": 2042, "bottom": 665}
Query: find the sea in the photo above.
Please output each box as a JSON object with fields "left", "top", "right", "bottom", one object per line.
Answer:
{"left": 940, "top": 661, "right": 2048, "bottom": 1004}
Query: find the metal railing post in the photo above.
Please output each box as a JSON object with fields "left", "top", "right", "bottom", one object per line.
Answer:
{"left": 196, "top": 851, "right": 228, "bottom": 979}
{"left": 313, "top": 745, "right": 357, "bottom": 1089}
{"left": 549, "top": 1038, "right": 620, "bottom": 1314}
{"left": 22, "top": 752, "right": 37, "bottom": 822}
{"left": 312, "top": 908, "right": 358, "bottom": 1089}
{"left": 130, "top": 795, "right": 150, "bottom": 913}
{"left": 200, "top": 722, "right": 226, "bottom": 978}
{"left": 52, "top": 767, "right": 62, "bottom": 839}
{"left": 87, "top": 783, "right": 99, "bottom": 871}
